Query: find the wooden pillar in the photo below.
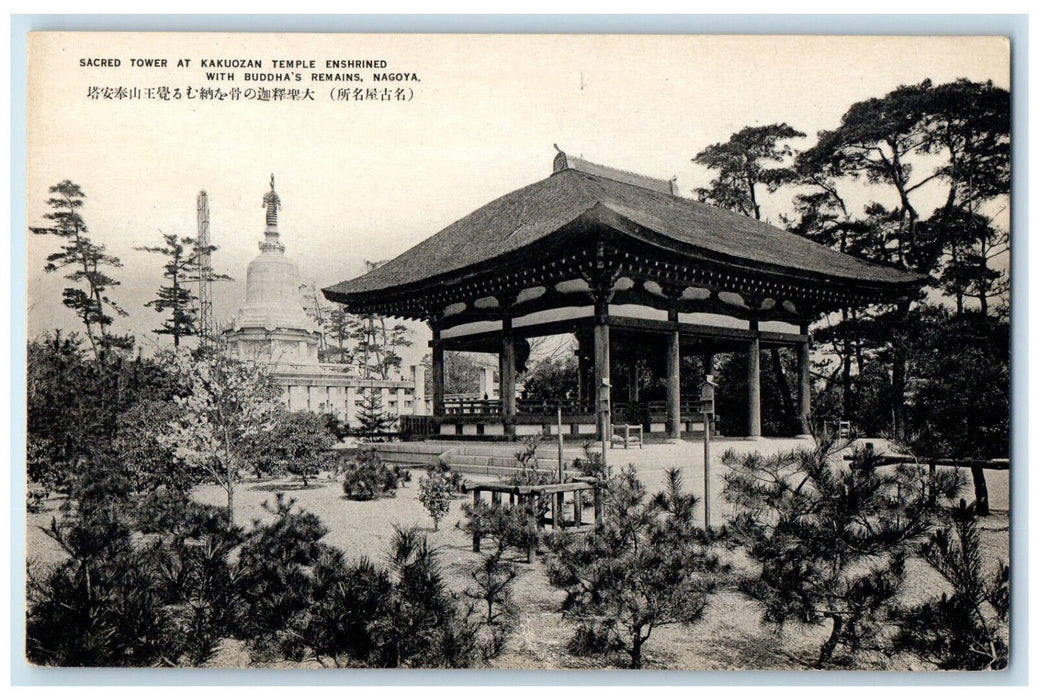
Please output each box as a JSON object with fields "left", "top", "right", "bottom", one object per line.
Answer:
{"left": 431, "top": 323, "right": 445, "bottom": 418}
{"left": 526, "top": 494, "right": 537, "bottom": 564}
{"left": 591, "top": 275, "right": 614, "bottom": 441}
{"left": 666, "top": 308, "right": 681, "bottom": 440}
{"left": 747, "top": 321, "right": 761, "bottom": 439}
{"left": 703, "top": 352, "right": 715, "bottom": 377}
{"left": 577, "top": 348, "right": 586, "bottom": 405}
{"left": 471, "top": 489, "right": 481, "bottom": 552}
{"left": 500, "top": 313, "right": 516, "bottom": 438}
{"left": 628, "top": 360, "right": 640, "bottom": 403}
{"left": 593, "top": 316, "right": 611, "bottom": 440}
{"left": 797, "top": 322, "right": 811, "bottom": 436}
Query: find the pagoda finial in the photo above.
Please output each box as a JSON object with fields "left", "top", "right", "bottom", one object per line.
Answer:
{"left": 263, "top": 173, "right": 281, "bottom": 229}
{"left": 260, "top": 174, "right": 285, "bottom": 252}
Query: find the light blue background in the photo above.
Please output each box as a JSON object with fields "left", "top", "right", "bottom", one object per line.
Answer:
{"left": 9, "top": 13, "right": 1029, "bottom": 687}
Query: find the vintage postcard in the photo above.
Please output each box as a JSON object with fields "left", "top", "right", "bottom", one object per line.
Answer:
{"left": 22, "top": 31, "right": 1012, "bottom": 673}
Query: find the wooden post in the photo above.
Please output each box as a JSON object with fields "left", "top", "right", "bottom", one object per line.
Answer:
{"left": 552, "top": 494, "right": 561, "bottom": 529}
{"left": 471, "top": 489, "right": 481, "bottom": 553}
{"left": 594, "top": 322, "right": 611, "bottom": 441}
{"left": 970, "top": 465, "right": 990, "bottom": 516}
{"left": 593, "top": 484, "right": 603, "bottom": 525}
{"left": 557, "top": 406, "right": 564, "bottom": 483}
{"left": 431, "top": 323, "right": 445, "bottom": 418}
{"left": 500, "top": 313, "right": 516, "bottom": 438}
{"left": 526, "top": 494, "right": 537, "bottom": 563}
{"left": 797, "top": 323, "right": 811, "bottom": 436}
{"left": 703, "top": 408, "right": 711, "bottom": 530}
{"left": 666, "top": 323, "right": 682, "bottom": 440}
{"left": 747, "top": 323, "right": 761, "bottom": 439}
{"left": 574, "top": 489, "right": 583, "bottom": 525}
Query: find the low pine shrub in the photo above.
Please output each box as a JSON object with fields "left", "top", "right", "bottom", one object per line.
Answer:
{"left": 461, "top": 500, "right": 538, "bottom": 560}
{"left": 722, "top": 437, "right": 965, "bottom": 668}
{"left": 341, "top": 448, "right": 411, "bottom": 501}
{"left": 546, "top": 467, "right": 723, "bottom": 669}
{"left": 27, "top": 505, "right": 183, "bottom": 666}
{"left": 893, "top": 499, "right": 1009, "bottom": 670}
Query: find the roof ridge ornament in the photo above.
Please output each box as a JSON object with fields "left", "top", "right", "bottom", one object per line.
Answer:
{"left": 552, "top": 144, "right": 568, "bottom": 173}
{"left": 551, "top": 146, "right": 678, "bottom": 196}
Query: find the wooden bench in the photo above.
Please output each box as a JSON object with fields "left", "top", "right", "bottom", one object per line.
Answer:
{"left": 463, "top": 478, "right": 603, "bottom": 563}
{"left": 611, "top": 423, "right": 643, "bottom": 449}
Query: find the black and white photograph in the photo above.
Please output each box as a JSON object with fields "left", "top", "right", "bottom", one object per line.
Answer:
{"left": 18, "top": 29, "right": 1014, "bottom": 674}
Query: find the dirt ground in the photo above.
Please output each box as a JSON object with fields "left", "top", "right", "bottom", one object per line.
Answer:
{"left": 24, "top": 439, "right": 1011, "bottom": 671}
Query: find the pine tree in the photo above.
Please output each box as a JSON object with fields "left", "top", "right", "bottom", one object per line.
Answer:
{"left": 546, "top": 467, "right": 723, "bottom": 668}
{"left": 356, "top": 386, "right": 395, "bottom": 442}
{"left": 722, "top": 437, "right": 964, "bottom": 667}
{"left": 893, "top": 500, "right": 1009, "bottom": 669}
{"left": 138, "top": 232, "right": 230, "bottom": 347}
{"left": 31, "top": 180, "right": 128, "bottom": 359}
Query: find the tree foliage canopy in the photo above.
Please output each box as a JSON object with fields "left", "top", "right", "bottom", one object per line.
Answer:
{"left": 546, "top": 467, "right": 723, "bottom": 668}
{"left": 31, "top": 180, "right": 130, "bottom": 358}
{"left": 722, "top": 438, "right": 964, "bottom": 667}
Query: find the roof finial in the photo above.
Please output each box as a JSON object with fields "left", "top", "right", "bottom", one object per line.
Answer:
{"left": 260, "top": 174, "right": 285, "bottom": 252}
{"left": 263, "top": 173, "right": 281, "bottom": 229}
{"left": 552, "top": 144, "right": 569, "bottom": 173}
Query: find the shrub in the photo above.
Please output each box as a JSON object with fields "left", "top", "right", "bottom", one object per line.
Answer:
{"left": 369, "top": 526, "right": 480, "bottom": 668}
{"left": 26, "top": 505, "right": 182, "bottom": 666}
{"left": 243, "top": 408, "right": 337, "bottom": 485}
{"left": 508, "top": 435, "right": 553, "bottom": 486}
{"left": 26, "top": 486, "right": 48, "bottom": 514}
{"left": 571, "top": 443, "right": 610, "bottom": 480}
{"left": 236, "top": 494, "right": 330, "bottom": 661}
{"left": 27, "top": 485, "right": 247, "bottom": 668}
{"left": 113, "top": 400, "right": 203, "bottom": 495}
{"left": 464, "top": 552, "right": 517, "bottom": 627}
{"left": 234, "top": 504, "right": 482, "bottom": 668}
{"left": 428, "top": 458, "right": 466, "bottom": 493}
{"left": 27, "top": 482, "right": 490, "bottom": 669}
{"left": 341, "top": 448, "right": 411, "bottom": 501}
{"left": 546, "top": 467, "right": 723, "bottom": 668}
{"left": 461, "top": 500, "right": 539, "bottom": 560}
{"left": 892, "top": 500, "right": 1009, "bottom": 670}
{"left": 418, "top": 471, "right": 453, "bottom": 531}
{"left": 463, "top": 551, "right": 518, "bottom": 659}
{"left": 149, "top": 514, "right": 246, "bottom": 666}
{"left": 300, "top": 551, "right": 394, "bottom": 666}
{"left": 722, "top": 437, "right": 964, "bottom": 668}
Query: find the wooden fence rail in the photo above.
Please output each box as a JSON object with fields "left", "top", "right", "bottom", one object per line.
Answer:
{"left": 462, "top": 478, "right": 602, "bottom": 563}
{"left": 844, "top": 453, "right": 1008, "bottom": 516}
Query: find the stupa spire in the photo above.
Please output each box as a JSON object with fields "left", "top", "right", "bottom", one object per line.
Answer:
{"left": 260, "top": 173, "right": 284, "bottom": 252}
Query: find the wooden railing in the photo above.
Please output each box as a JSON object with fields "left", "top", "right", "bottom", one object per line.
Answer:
{"left": 443, "top": 398, "right": 502, "bottom": 415}
{"left": 516, "top": 398, "right": 595, "bottom": 414}
{"left": 844, "top": 453, "right": 1008, "bottom": 516}
{"left": 443, "top": 398, "right": 595, "bottom": 416}
{"left": 463, "top": 478, "right": 603, "bottom": 563}
{"left": 399, "top": 414, "right": 435, "bottom": 437}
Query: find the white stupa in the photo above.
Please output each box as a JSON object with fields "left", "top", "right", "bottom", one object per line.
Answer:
{"left": 226, "top": 175, "right": 320, "bottom": 366}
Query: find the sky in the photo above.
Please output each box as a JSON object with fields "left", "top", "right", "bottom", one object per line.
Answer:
{"left": 25, "top": 33, "right": 1011, "bottom": 362}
